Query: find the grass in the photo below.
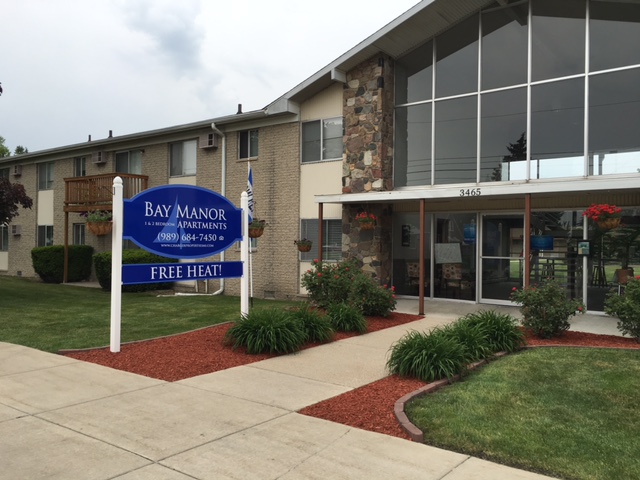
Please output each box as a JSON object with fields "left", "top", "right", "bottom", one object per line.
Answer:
{"left": 406, "top": 348, "right": 640, "bottom": 480}
{"left": 0, "top": 276, "right": 302, "bottom": 352}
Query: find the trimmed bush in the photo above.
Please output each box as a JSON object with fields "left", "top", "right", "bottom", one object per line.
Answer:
{"left": 511, "top": 279, "right": 585, "bottom": 338}
{"left": 93, "top": 249, "right": 174, "bottom": 292}
{"left": 224, "top": 308, "right": 306, "bottom": 354}
{"left": 461, "top": 310, "right": 524, "bottom": 353}
{"left": 290, "top": 305, "right": 334, "bottom": 344}
{"left": 604, "top": 277, "right": 640, "bottom": 342}
{"left": 326, "top": 302, "right": 367, "bottom": 334}
{"left": 348, "top": 275, "right": 397, "bottom": 317}
{"left": 31, "top": 245, "right": 94, "bottom": 283}
{"left": 301, "top": 259, "right": 397, "bottom": 317}
{"left": 387, "top": 328, "right": 469, "bottom": 382}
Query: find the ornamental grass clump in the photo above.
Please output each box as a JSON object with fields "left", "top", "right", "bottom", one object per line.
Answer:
{"left": 604, "top": 277, "right": 640, "bottom": 342}
{"left": 387, "top": 328, "right": 468, "bottom": 382}
{"left": 224, "top": 308, "right": 306, "bottom": 354}
{"left": 326, "top": 302, "right": 367, "bottom": 334}
{"left": 441, "top": 319, "right": 492, "bottom": 363}
{"left": 511, "top": 279, "right": 585, "bottom": 339}
{"left": 461, "top": 310, "right": 524, "bottom": 353}
{"left": 290, "top": 304, "right": 335, "bottom": 344}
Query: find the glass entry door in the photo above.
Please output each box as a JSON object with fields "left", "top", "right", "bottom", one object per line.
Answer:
{"left": 480, "top": 214, "right": 524, "bottom": 302}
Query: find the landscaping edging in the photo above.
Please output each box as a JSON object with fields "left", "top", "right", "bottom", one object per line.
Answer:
{"left": 394, "top": 343, "right": 638, "bottom": 442}
{"left": 393, "top": 351, "right": 508, "bottom": 442}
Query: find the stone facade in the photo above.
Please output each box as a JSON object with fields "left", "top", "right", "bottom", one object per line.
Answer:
{"left": 340, "top": 55, "right": 395, "bottom": 285}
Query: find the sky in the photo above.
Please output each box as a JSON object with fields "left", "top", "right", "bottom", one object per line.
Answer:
{"left": 0, "top": 0, "right": 420, "bottom": 153}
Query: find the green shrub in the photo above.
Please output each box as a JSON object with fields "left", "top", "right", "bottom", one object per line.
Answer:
{"left": 224, "top": 308, "right": 306, "bottom": 354}
{"left": 442, "top": 320, "right": 491, "bottom": 363}
{"left": 301, "top": 260, "right": 355, "bottom": 309}
{"left": 290, "top": 305, "right": 334, "bottom": 343}
{"left": 326, "top": 302, "right": 367, "bottom": 334}
{"left": 93, "top": 249, "right": 174, "bottom": 292}
{"left": 461, "top": 310, "right": 525, "bottom": 353}
{"left": 31, "top": 245, "right": 94, "bottom": 283}
{"left": 387, "top": 328, "right": 469, "bottom": 382}
{"left": 604, "top": 277, "right": 640, "bottom": 342}
{"left": 348, "top": 275, "right": 397, "bottom": 317}
{"left": 510, "top": 279, "right": 585, "bottom": 338}
{"left": 301, "top": 259, "right": 397, "bottom": 316}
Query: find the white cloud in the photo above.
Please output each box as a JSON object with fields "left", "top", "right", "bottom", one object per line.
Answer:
{"left": 0, "top": 0, "right": 419, "bottom": 152}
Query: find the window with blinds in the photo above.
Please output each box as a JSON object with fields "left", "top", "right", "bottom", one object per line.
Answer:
{"left": 300, "top": 219, "right": 342, "bottom": 261}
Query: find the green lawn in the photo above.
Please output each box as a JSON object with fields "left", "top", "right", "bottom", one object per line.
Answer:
{"left": 406, "top": 348, "right": 640, "bottom": 480}
{"left": 0, "top": 276, "right": 301, "bottom": 352}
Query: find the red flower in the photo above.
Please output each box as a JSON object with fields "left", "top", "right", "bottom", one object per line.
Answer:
{"left": 317, "top": 273, "right": 322, "bottom": 277}
{"left": 512, "top": 287, "right": 518, "bottom": 291}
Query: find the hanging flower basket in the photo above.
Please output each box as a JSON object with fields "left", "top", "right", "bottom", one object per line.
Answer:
{"left": 248, "top": 219, "right": 266, "bottom": 238}
{"left": 355, "top": 211, "right": 377, "bottom": 230}
{"left": 597, "top": 217, "right": 621, "bottom": 231}
{"left": 87, "top": 221, "right": 113, "bottom": 236}
{"left": 582, "top": 204, "right": 622, "bottom": 231}
{"left": 295, "top": 239, "right": 312, "bottom": 252}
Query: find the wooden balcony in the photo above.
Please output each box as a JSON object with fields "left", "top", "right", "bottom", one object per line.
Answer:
{"left": 64, "top": 173, "right": 148, "bottom": 213}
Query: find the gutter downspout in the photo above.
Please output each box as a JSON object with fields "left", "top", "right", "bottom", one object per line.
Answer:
{"left": 210, "top": 122, "right": 226, "bottom": 295}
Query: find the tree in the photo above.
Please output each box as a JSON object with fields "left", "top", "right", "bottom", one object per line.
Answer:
{"left": 14, "top": 145, "right": 28, "bottom": 155}
{"left": 0, "top": 136, "right": 10, "bottom": 158}
{"left": 0, "top": 178, "right": 33, "bottom": 224}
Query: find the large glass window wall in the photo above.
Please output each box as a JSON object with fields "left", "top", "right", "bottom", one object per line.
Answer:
{"left": 395, "top": 0, "right": 640, "bottom": 188}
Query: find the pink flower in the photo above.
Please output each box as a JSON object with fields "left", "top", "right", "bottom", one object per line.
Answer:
{"left": 512, "top": 287, "right": 517, "bottom": 291}
{"left": 317, "top": 273, "right": 322, "bottom": 277}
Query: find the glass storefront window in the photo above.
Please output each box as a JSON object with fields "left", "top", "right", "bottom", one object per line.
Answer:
{"left": 434, "top": 213, "right": 477, "bottom": 301}
{"left": 435, "top": 14, "right": 479, "bottom": 98}
{"left": 396, "top": 41, "right": 433, "bottom": 105}
{"left": 480, "top": 87, "right": 527, "bottom": 182}
{"left": 590, "top": 1, "right": 640, "bottom": 72}
{"left": 531, "top": 78, "right": 585, "bottom": 178}
{"left": 481, "top": 2, "right": 528, "bottom": 90}
{"left": 531, "top": 0, "right": 585, "bottom": 82}
{"left": 392, "top": 212, "right": 432, "bottom": 296}
{"left": 589, "top": 68, "right": 640, "bottom": 175}
{"left": 435, "top": 96, "right": 477, "bottom": 184}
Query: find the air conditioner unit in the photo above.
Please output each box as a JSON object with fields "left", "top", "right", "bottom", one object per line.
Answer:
{"left": 92, "top": 151, "right": 106, "bottom": 164}
{"left": 199, "top": 133, "right": 218, "bottom": 149}
{"left": 12, "top": 165, "right": 22, "bottom": 176}
{"left": 11, "top": 225, "right": 21, "bottom": 235}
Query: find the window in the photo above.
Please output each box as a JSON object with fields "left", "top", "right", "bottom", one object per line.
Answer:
{"left": 37, "top": 162, "right": 54, "bottom": 190}
{"left": 170, "top": 140, "right": 197, "bottom": 176}
{"left": 0, "top": 167, "right": 9, "bottom": 179}
{"left": 0, "top": 224, "right": 8, "bottom": 252}
{"left": 74, "top": 157, "right": 86, "bottom": 177}
{"left": 239, "top": 130, "right": 259, "bottom": 159}
{"left": 115, "top": 150, "right": 142, "bottom": 174}
{"left": 73, "top": 223, "right": 85, "bottom": 245}
{"left": 301, "top": 118, "right": 343, "bottom": 163}
{"left": 37, "top": 225, "right": 54, "bottom": 247}
{"left": 300, "top": 219, "right": 342, "bottom": 261}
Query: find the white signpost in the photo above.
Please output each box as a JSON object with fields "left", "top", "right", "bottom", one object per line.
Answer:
{"left": 109, "top": 177, "right": 250, "bottom": 353}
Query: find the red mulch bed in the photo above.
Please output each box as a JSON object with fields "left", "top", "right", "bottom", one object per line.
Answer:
{"left": 62, "top": 316, "right": 640, "bottom": 441}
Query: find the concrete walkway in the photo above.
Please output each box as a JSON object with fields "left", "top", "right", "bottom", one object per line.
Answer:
{"left": 0, "top": 300, "right": 621, "bottom": 479}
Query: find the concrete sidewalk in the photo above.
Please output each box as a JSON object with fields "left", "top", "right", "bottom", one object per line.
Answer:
{"left": 0, "top": 300, "right": 620, "bottom": 479}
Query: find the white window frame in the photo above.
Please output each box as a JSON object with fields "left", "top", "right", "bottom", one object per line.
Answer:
{"left": 239, "top": 129, "right": 259, "bottom": 159}
{"left": 37, "top": 225, "right": 54, "bottom": 247}
{"left": 301, "top": 117, "right": 343, "bottom": 163}
{"left": 300, "top": 219, "right": 342, "bottom": 261}
{"left": 37, "top": 162, "right": 54, "bottom": 190}
{"left": 0, "top": 224, "right": 8, "bottom": 251}
{"left": 74, "top": 156, "right": 86, "bottom": 177}
{"left": 73, "top": 223, "right": 85, "bottom": 245}
{"left": 170, "top": 140, "right": 197, "bottom": 176}
{"left": 115, "top": 150, "right": 143, "bottom": 175}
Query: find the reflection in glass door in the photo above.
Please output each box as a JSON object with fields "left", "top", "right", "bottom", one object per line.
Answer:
{"left": 481, "top": 214, "right": 524, "bottom": 302}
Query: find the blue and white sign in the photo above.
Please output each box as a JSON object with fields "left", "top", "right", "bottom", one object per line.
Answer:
{"left": 122, "top": 261, "right": 243, "bottom": 285}
{"left": 123, "top": 185, "right": 242, "bottom": 259}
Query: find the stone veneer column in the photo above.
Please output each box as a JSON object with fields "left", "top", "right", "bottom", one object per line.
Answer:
{"left": 341, "top": 55, "right": 394, "bottom": 285}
